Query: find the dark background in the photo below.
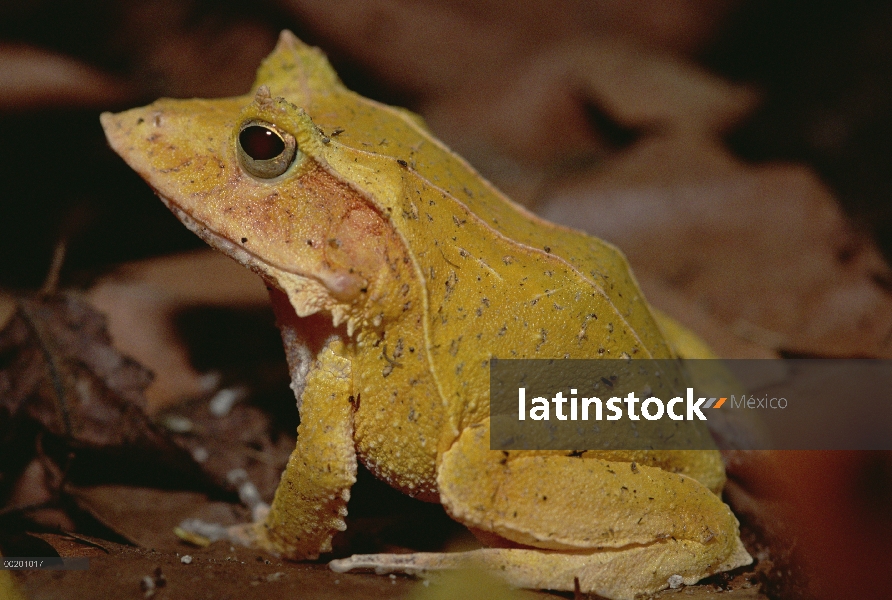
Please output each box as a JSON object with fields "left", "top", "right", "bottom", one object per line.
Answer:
{"left": 2, "top": 0, "right": 892, "bottom": 289}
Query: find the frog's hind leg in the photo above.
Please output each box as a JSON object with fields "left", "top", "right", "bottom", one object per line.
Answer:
{"left": 330, "top": 417, "right": 750, "bottom": 598}
{"left": 330, "top": 545, "right": 742, "bottom": 600}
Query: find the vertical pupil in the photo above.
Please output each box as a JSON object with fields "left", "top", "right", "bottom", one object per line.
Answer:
{"left": 240, "top": 126, "right": 285, "bottom": 160}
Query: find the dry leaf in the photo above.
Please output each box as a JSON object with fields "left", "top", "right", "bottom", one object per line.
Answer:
{"left": 636, "top": 274, "right": 778, "bottom": 359}
{"left": 274, "top": 1, "right": 741, "bottom": 203}
{"left": 0, "top": 293, "right": 207, "bottom": 514}
{"left": 538, "top": 136, "right": 892, "bottom": 357}
{"left": 65, "top": 485, "right": 242, "bottom": 551}
{"left": 85, "top": 250, "right": 270, "bottom": 413}
{"left": 725, "top": 450, "right": 892, "bottom": 600}
{"left": 0, "top": 44, "right": 135, "bottom": 111}
{"left": 113, "top": 16, "right": 278, "bottom": 100}
{"left": 0, "top": 292, "right": 15, "bottom": 331}
{"left": 1, "top": 293, "right": 152, "bottom": 442}
{"left": 420, "top": 36, "right": 756, "bottom": 204}
{"left": 570, "top": 37, "right": 759, "bottom": 135}
{"left": 24, "top": 533, "right": 109, "bottom": 558}
{"left": 158, "top": 396, "right": 294, "bottom": 501}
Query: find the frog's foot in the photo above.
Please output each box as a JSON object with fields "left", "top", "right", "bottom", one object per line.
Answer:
{"left": 330, "top": 541, "right": 751, "bottom": 599}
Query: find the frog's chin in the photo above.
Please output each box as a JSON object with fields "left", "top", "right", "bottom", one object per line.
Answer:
{"left": 157, "top": 193, "right": 363, "bottom": 336}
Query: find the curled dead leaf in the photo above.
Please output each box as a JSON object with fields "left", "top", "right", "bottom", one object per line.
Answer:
{"left": 0, "top": 292, "right": 208, "bottom": 516}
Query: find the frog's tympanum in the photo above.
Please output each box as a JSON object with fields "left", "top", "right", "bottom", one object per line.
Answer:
{"left": 101, "top": 31, "right": 750, "bottom": 599}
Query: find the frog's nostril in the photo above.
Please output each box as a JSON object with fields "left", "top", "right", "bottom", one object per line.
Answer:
{"left": 240, "top": 125, "right": 285, "bottom": 160}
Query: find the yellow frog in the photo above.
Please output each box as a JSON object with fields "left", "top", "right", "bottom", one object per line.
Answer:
{"left": 101, "top": 31, "right": 750, "bottom": 599}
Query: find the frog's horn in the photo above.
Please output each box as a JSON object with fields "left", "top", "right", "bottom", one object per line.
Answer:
{"left": 252, "top": 30, "right": 343, "bottom": 100}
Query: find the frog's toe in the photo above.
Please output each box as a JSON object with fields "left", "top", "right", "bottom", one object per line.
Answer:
{"left": 329, "top": 551, "right": 462, "bottom": 576}
{"left": 174, "top": 505, "right": 271, "bottom": 547}
{"left": 329, "top": 543, "right": 751, "bottom": 600}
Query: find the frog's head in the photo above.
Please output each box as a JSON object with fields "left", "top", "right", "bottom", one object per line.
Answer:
{"left": 101, "top": 32, "right": 414, "bottom": 335}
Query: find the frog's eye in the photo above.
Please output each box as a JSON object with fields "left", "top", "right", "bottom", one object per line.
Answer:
{"left": 237, "top": 120, "right": 297, "bottom": 179}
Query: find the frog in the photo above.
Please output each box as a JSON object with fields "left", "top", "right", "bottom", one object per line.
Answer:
{"left": 100, "top": 31, "right": 750, "bottom": 599}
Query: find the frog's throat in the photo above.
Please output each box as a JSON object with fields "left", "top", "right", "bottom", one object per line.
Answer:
{"left": 157, "top": 193, "right": 361, "bottom": 335}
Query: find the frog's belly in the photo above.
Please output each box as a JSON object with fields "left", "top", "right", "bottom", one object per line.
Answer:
{"left": 352, "top": 394, "right": 444, "bottom": 503}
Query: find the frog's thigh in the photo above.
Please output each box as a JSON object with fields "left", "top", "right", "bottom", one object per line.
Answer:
{"left": 257, "top": 343, "right": 357, "bottom": 559}
{"left": 329, "top": 420, "right": 749, "bottom": 596}
{"left": 441, "top": 419, "right": 742, "bottom": 549}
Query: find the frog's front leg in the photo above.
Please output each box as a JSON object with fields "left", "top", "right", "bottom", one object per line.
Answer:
{"left": 196, "top": 337, "right": 355, "bottom": 557}
{"left": 251, "top": 337, "right": 356, "bottom": 559}
{"left": 257, "top": 340, "right": 356, "bottom": 559}
{"left": 331, "top": 417, "right": 750, "bottom": 599}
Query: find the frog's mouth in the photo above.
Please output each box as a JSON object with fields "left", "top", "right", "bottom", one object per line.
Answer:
{"left": 156, "top": 192, "right": 361, "bottom": 336}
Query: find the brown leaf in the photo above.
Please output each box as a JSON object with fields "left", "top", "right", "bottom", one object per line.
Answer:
{"left": 0, "top": 292, "right": 15, "bottom": 332}
{"left": 160, "top": 397, "right": 294, "bottom": 501}
{"left": 725, "top": 450, "right": 892, "bottom": 600}
{"left": 6, "top": 456, "right": 58, "bottom": 508}
{"left": 0, "top": 44, "right": 135, "bottom": 111}
{"left": 273, "top": 2, "right": 742, "bottom": 204}
{"left": 66, "top": 485, "right": 242, "bottom": 551}
{"left": 570, "top": 38, "right": 759, "bottom": 135}
{"left": 2, "top": 293, "right": 151, "bottom": 442}
{"left": 419, "top": 37, "right": 756, "bottom": 204}
{"left": 281, "top": 0, "right": 733, "bottom": 95}
{"left": 636, "top": 274, "right": 778, "bottom": 359}
{"left": 0, "top": 293, "right": 206, "bottom": 500}
{"left": 85, "top": 250, "right": 271, "bottom": 413}
{"left": 25, "top": 533, "right": 109, "bottom": 558}
{"left": 538, "top": 136, "right": 892, "bottom": 357}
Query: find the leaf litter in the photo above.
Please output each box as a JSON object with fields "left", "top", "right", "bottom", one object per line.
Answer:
{"left": 5, "top": 1, "right": 891, "bottom": 598}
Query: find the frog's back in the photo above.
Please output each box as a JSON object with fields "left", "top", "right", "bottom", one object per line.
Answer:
{"left": 260, "top": 34, "right": 674, "bottom": 431}
{"left": 265, "top": 34, "right": 666, "bottom": 344}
